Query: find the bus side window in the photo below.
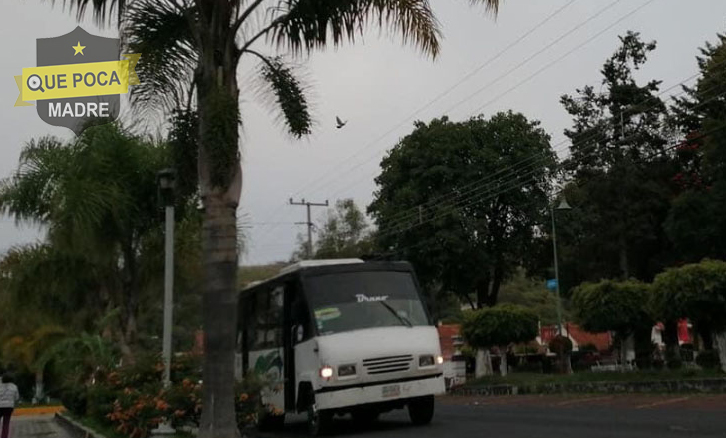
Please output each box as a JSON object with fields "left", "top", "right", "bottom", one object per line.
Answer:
{"left": 252, "top": 285, "right": 284, "bottom": 351}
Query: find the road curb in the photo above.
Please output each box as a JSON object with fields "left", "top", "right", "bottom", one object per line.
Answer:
{"left": 54, "top": 412, "right": 109, "bottom": 438}
{"left": 14, "top": 406, "right": 66, "bottom": 416}
{"left": 450, "top": 377, "right": 726, "bottom": 396}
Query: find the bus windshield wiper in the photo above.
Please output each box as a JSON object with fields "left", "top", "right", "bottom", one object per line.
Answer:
{"left": 379, "top": 301, "right": 412, "bottom": 327}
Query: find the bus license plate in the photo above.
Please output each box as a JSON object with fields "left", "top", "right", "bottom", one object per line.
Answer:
{"left": 382, "top": 384, "right": 400, "bottom": 398}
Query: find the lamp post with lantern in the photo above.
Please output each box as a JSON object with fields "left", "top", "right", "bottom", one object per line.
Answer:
{"left": 153, "top": 168, "right": 176, "bottom": 436}
{"left": 551, "top": 196, "right": 571, "bottom": 336}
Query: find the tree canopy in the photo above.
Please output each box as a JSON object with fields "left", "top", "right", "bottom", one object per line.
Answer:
{"left": 571, "top": 279, "right": 652, "bottom": 336}
{"left": 651, "top": 259, "right": 726, "bottom": 336}
{"left": 552, "top": 31, "right": 676, "bottom": 289}
{"left": 461, "top": 304, "right": 539, "bottom": 349}
{"left": 666, "top": 33, "right": 726, "bottom": 262}
{"left": 369, "top": 112, "right": 556, "bottom": 308}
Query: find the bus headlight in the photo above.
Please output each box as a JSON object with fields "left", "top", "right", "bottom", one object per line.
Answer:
{"left": 319, "top": 366, "right": 334, "bottom": 379}
{"left": 436, "top": 355, "right": 444, "bottom": 365}
{"left": 419, "top": 355, "right": 435, "bottom": 367}
{"left": 338, "top": 364, "right": 357, "bottom": 377}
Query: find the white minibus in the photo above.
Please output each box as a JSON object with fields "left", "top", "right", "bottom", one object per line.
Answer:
{"left": 238, "top": 259, "right": 445, "bottom": 435}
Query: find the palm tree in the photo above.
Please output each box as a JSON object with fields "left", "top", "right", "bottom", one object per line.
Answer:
{"left": 0, "top": 125, "right": 182, "bottom": 358}
{"left": 44, "top": 0, "right": 502, "bottom": 435}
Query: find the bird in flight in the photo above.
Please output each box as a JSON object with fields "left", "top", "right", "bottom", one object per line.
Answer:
{"left": 336, "top": 116, "right": 347, "bottom": 129}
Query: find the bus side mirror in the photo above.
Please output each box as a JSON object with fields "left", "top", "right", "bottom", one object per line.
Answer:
{"left": 292, "top": 325, "right": 304, "bottom": 344}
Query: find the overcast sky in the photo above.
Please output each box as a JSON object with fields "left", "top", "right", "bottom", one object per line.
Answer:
{"left": 1, "top": 0, "right": 725, "bottom": 265}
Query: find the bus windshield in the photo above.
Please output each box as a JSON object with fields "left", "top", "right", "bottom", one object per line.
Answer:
{"left": 304, "top": 270, "right": 430, "bottom": 336}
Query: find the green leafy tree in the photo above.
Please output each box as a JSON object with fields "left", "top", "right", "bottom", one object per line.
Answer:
{"left": 43, "top": 0, "right": 502, "bottom": 433}
{"left": 651, "top": 259, "right": 726, "bottom": 371}
{"left": 291, "top": 198, "right": 373, "bottom": 261}
{"left": 558, "top": 32, "right": 675, "bottom": 285}
{"left": 461, "top": 304, "right": 538, "bottom": 376}
{"left": 666, "top": 33, "right": 726, "bottom": 262}
{"left": 571, "top": 279, "right": 653, "bottom": 367}
{"left": 369, "top": 112, "right": 556, "bottom": 309}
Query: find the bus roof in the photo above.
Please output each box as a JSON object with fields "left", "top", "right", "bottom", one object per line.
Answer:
{"left": 278, "top": 258, "right": 364, "bottom": 275}
{"left": 240, "top": 259, "right": 365, "bottom": 292}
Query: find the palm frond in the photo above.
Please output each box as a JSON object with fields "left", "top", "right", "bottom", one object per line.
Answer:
{"left": 54, "top": 0, "right": 127, "bottom": 26}
{"left": 248, "top": 51, "right": 313, "bottom": 138}
{"left": 0, "top": 137, "right": 70, "bottom": 224}
{"left": 469, "top": 0, "right": 501, "bottom": 15}
{"left": 123, "top": 0, "right": 198, "bottom": 117}
{"left": 269, "top": 0, "right": 442, "bottom": 58}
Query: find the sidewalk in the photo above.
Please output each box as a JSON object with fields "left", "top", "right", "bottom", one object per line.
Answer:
{"left": 9, "top": 414, "right": 73, "bottom": 438}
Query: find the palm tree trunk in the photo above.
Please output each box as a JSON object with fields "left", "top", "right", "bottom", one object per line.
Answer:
{"left": 196, "top": 3, "right": 242, "bottom": 436}
{"left": 198, "top": 194, "right": 240, "bottom": 438}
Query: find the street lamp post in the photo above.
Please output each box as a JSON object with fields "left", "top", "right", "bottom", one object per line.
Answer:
{"left": 550, "top": 197, "right": 571, "bottom": 336}
{"left": 153, "top": 168, "right": 176, "bottom": 436}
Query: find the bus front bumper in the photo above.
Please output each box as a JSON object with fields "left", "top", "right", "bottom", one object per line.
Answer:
{"left": 314, "top": 374, "right": 445, "bottom": 411}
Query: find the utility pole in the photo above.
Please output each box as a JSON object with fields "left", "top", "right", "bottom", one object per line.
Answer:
{"left": 289, "top": 198, "right": 329, "bottom": 259}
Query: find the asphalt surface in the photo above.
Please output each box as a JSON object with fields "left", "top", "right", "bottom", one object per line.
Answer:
{"left": 262, "top": 394, "right": 726, "bottom": 437}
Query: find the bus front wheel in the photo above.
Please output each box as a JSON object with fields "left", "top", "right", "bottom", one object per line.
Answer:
{"left": 408, "top": 395, "right": 434, "bottom": 425}
{"left": 307, "top": 405, "right": 332, "bottom": 436}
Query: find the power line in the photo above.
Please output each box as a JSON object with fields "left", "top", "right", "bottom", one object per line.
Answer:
{"left": 251, "top": 56, "right": 721, "bottom": 264}
{"left": 369, "top": 64, "right": 717, "bottom": 235}
{"left": 318, "top": 0, "right": 627, "bottom": 200}
{"left": 371, "top": 82, "right": 726, "bottom": 240}
{"left": 371, "top": 121, "right": 726, "bottom": 260}
{"left": 325, "top": 0, "right": 656, "bottom": 200}
{"left": 251, "top": 1, "right": 583, "bottom": 240}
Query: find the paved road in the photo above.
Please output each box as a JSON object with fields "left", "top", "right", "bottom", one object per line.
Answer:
{"left": 8, "top": 415, "right": 71, "bottom": 438}
{"left": 263, "top": 395, "right": 726, "bottom": 437}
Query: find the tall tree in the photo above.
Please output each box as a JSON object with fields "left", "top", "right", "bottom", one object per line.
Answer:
{"left": 666, "top": 33, "right": 726, "bottom": 261}
{"left": 559, "top": 31, "right": 675, "bottom": 283}
{"left": 45, "top": 0, "right": 502, "bottom": 435}
{"left": 369, "top": 112, "right": 556, "bottom": 308}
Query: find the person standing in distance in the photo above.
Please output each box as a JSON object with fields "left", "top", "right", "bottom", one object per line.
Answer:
{"left": 0, "top": 374, "right": 20, "bottom": 438}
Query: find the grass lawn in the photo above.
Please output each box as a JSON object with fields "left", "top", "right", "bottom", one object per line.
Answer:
{"left": 466, "top": 369, "right": 725, "bottom": 387}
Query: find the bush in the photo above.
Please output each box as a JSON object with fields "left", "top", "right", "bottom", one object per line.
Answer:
{"left": 696, "top": 350, "right": 721, "bottom": 370}
{"left": 60, "top": 386, "right": 87, "bottom": 416}
{"left": 60, "top": 352, "right": 269, "bottom": 438}
{"left": 235, "top": 373, "right": 269, "bottom": 431}
{"left": 87, "top": 384, "right": 120, "bottom": 425}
